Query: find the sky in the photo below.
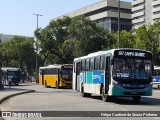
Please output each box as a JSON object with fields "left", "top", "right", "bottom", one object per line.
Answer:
{"left": 0, "top": 0, "right": 133, "bottom": 37}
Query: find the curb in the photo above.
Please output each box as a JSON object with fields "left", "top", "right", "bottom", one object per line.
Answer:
{"left": 0, "top": 90, "right": 36, "bottom": 105}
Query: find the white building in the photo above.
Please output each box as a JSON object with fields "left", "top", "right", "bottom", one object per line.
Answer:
{"left": 132, "top": 0, "right": 160, "bottom": 29}
{"left": 55, "top": 0, "right": 132, "bottom": 32}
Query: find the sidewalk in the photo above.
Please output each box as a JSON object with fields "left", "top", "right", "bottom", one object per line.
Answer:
{"left": 0, "top": 85, "right": 35, "bottom": 104}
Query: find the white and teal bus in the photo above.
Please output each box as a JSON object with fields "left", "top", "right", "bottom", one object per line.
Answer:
{"left": 73, "top": 48, "right": 153, "bottom": 102}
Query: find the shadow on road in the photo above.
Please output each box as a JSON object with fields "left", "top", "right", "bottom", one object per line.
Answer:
{"left": 89, "top": 95, "right": 160, "bottom": 106}
{"left": 0, "top": 87, "right": 26, "bottom": 92}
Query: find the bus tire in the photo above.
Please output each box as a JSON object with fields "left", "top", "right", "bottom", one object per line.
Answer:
{"left": 87, "top": 93, "right": 91, "bottom": 97}
{"left": 133, "top": 96, "right": 141, "bottom": 102}
{"left": 45, "top": 81, "right": 48, "bottom": 88}
{"left": 81, "top": 84, "right": 87, "bottom": 97}
{"left": 0, "top": 84, "right": 4, "bottom": 89}
{"left": 5, "top": 80, "right": 7, "bottom": 86}
{"left": 102, "top": 87, "right": 110, "bottom": 102}
{"left": 56, "top": 81, "right": 59, "bottom": 89}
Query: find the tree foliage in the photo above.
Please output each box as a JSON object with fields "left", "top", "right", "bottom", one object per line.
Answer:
{"left": 113, "top": 21, "right": 160, "bottom": 65}
{"left": 68, "top": 16, "right": 114, "bottom": 56}
{"left": 35, "top": 15, "right": 114, "bottom": 65}
{"left": 113, "top": 30, "right": 135, "bottom": 48}
{"left": 134, "top": 22, "right": 160, "bottom": 65}
{"left": 0, "top": 36, "right": 36, "bottom": 76}
{"left": 35, "top": 16, "right": 72, "bottom": 64}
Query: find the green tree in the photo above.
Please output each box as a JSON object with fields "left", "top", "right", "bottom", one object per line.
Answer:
{"left": 133, "top": 25, "right": 148, "bottom": 49}
{"left": 0, "top": 40, "right": 14, "bottom": 66}
{"left": 68, "top": 15, "right": 114, "bottom": 57}
{"left": 35, "top": 15, "right": 114, "bottom": 64}
{"left": 134, "top": 22, "right": 160, "bottom": 65}
{"left": 113, "top": 30, "right": 135, "bottom": 48}
{"left": 35, "top": 16, "right": 72, "bottom": 64}
{"left": 0, "top": 36, "right": 36, "bottom": 76}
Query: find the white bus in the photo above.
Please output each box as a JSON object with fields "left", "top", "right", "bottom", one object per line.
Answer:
{"left": 73, "top": 48, "right": 153, "bottom": 102}
{"left": 153, "top": 66, "right": 160, "bottom": 89}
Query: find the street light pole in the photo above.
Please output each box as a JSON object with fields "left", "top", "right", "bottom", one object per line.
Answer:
{"left": 33, "top": 13, "right": 42, "bottom": 83}
{"left": 118, "top": 0, "right": 120, "bottom": 48}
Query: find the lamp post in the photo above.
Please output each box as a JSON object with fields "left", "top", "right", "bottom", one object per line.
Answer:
{"left": 33, "top": 13, "right": 42, "bottom": 83}
{"left": 118, "top": 0, "right": 120, "bottom": 48}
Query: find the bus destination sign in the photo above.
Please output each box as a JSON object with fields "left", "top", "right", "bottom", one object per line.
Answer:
{"left": 114, "top": 50, "right": 152, "bottom": 59}
{"left": 118, "top": 51, "right": 145, "bottom": 57}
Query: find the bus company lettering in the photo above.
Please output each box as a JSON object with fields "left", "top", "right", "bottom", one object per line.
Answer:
{"left": 118, "top": 51, "right": 145, "bottom": 57}
{"left": 93, "top": 75, "right": 101, "bottom": 80}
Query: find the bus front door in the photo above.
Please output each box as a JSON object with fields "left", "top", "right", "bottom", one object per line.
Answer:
{"left": 75, "top": 62, "right": 81, "bottom": 91}
{"left": 42, "top": 70, "right": 44, "bottom": 85}
{"left": 105, "top": 57, "right": 110, "bottom": 94}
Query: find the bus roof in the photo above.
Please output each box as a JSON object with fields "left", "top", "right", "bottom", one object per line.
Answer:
{"left": 39, "top": 64, "right": 61, "bottom": 69}
{"left": 39, "top": 64, "right": 73, "bottom": 70}
{"left": 74, "top": 48, "right": 151, "bottom": 61}
{"left": 1, "top": 67, "right": 21, "bottom": 71}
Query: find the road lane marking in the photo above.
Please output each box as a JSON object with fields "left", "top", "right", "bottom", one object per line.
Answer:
{"left": 109, "top": 105, "right": 115, "bottom": 108}
{"left": 99, "top": 103, "right": 105, "bottom": 104}
{"left": 119, "top": 108, "right": 128, "bottom": 111}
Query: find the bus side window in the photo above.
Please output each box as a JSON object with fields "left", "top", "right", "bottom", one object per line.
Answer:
{"left": 52, "top": 68, "right": 55, "bottom": 75}
{"left": 95, "top": 57, "right": 100, "bottom": 70}
{"left": 82, "top": 60, "right": 86, "bottom": 71}
{"left": 48, "top": 69, "right": 51, "bottom": 75}
{"left": 90, "top": 58, "right": 95, "bottom": 71}
{"left": 47, "top": 69, "right": 49, "bottom": 75}
{"left": 56, "top": 68, "right": 58, "bottom": 75}
{"left": 76, "top": 62, "right": 81, "bottom": 75}
{"left": 86, "top": 59, "right": 90, "bottom": 71}
{"left": 100, "top": 56, "right": 105, "bottom": 70}
{"left": 51, "top": 68, "right": 53, "bottom": 75}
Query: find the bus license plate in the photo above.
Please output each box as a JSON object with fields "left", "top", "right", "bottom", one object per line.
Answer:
{"left": 131, "top": 92, "right": 138, "bottom": 95}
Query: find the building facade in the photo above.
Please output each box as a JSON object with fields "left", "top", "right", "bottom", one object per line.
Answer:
{"left": 132, "top": 0, "right": 160, "bottom": 29}
{"left": 55, "top": 0, "right": 132, "bottom": 32}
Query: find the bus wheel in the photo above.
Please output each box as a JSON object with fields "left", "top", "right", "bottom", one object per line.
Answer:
{"left": 102, "top": 88, "right": 110, "bottom": 102}
{"left": 81, "top": 85, "right": 87, "bottom": 97}
{"left": 45, "top": 81, "right": 48, "bottom": 88}
{"left": 0, "top": 84, "right": 4, "bottom": 89}
{"left": 87, "top": 93, "right": 91, "bottom": 97}
{"left": 56, "top": 81, "right": 59, "bottom": 89}
{"left": 133, "top": 96, "right": 141, "bottom": 102}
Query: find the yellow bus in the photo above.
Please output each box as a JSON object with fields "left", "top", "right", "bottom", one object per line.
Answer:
{"left": 39, "top": 64, "right": 73, "bottom": 88}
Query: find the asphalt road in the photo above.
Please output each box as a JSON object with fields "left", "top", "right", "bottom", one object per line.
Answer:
{"left": 0, "top": 83, "right": 160, "bottom": 120}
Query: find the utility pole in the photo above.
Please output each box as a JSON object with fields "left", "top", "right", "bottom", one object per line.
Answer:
{"left": 118, "top": 0, "right": 120, "bottom": 48}
{"left": 33, "top": 13, "right": 42, "bottom": 83}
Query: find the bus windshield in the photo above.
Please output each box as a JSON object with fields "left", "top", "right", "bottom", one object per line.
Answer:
{"left": 8, "top": 71, "right": 21, "bottom": 78}
{"left": 61, "top": 69, "right": 73, "bottom": 80}
{"left": 113, "top": 58, "right": 152, "bottom": 80}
